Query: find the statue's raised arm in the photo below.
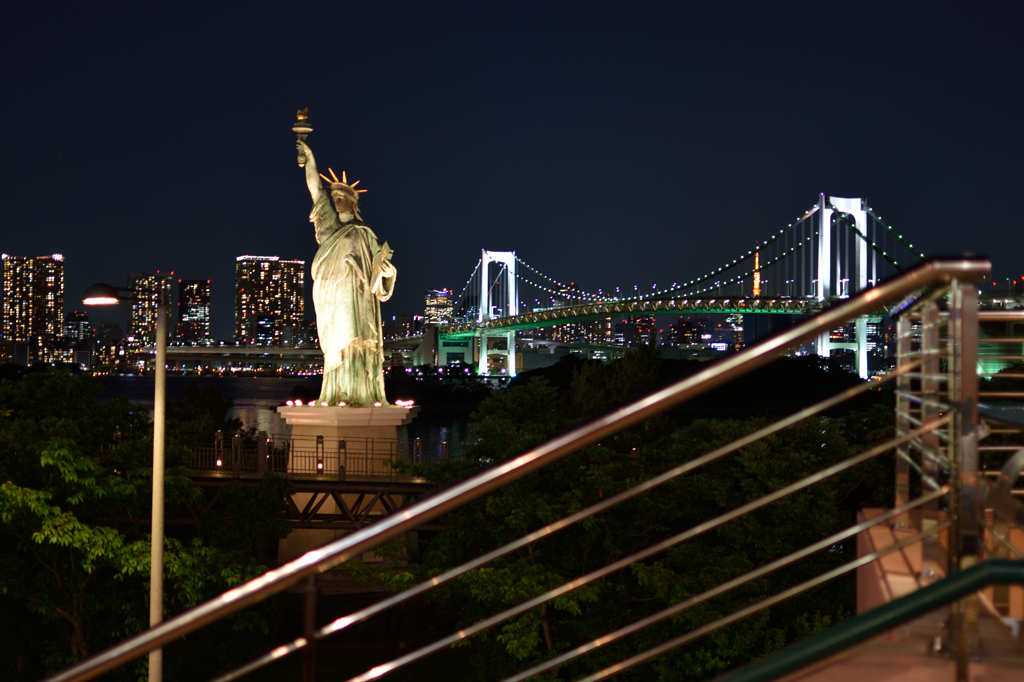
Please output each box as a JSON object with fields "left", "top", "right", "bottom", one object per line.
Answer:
{"left": 297, "top": 139, "right": 324, "bottom": 204}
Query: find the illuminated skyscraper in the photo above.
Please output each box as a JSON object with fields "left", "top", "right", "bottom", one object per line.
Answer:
{"left": 64, "top": 310, "right": 91, "bottom": 343}
{"left": 612, "top": 314, "right": 657, "bottom": 346}
{"left": 2, "top": 253, "right": 65, "bottom": 363}
{"left": 234, "top": 255, "right": 305, "bottom": 345}
{"left": 424, "top": 288, "right": 454, "bottom": 323}
{"left": 127, "top": 271, "right": 174, "bottom": 345}
{"left": 177, "top": 279, "right": 211, "bottom": 344}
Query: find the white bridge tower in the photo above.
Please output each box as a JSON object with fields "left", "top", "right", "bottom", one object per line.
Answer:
{"left": 815, "top": 195, "right": 871, "bottom": 379}
{"left": 477, "top": 249, "right": 518, "bottom": 377}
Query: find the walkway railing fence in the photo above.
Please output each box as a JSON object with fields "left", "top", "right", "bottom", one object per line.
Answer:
{"left": 183, "top": 431, "right": 465, "bottom": 481}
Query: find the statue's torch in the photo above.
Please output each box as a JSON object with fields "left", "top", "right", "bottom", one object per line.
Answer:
{"left": 293, "top": 108, "right": 313, "bottom": 167}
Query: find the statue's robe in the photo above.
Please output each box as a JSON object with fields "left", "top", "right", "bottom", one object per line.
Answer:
{"left": 310, "top": 193, "right": 396, "bottom": 406}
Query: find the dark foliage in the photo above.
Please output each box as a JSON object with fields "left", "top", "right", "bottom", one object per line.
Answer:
{"left": 0, "top": 369, "right": 291, "bottom": 680}
{"left": 394, "top": 348, "right": 893, "bottom": 680}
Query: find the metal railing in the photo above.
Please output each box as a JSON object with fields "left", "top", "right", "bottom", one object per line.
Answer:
{"left": 720, "top": 559, "right": 1024, "bottom": 682}
{"left": 183, "top": 431, "right": 464, "bottom": 481}
{"left": 46, "top": 258, "right": 995, "bottom": 682}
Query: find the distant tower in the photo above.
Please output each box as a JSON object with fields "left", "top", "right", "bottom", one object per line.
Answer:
{"left": 753, "top": 251, "right": 761, "bottom": 297}
{"left": 177, "top": 279, "right": 211, "bottom": 344}
{"left": 234, "top": 255, "right": 305, "bottom": 345}
{"left": 127, "top": 271, "right": 174, "bottom": 345}
{"left": 2, "top": 253, "right": 65, "bottom": 364}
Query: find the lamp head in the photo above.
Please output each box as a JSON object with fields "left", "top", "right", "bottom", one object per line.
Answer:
{"left": 83, "top": 283, "right": 121, "bottom": 305}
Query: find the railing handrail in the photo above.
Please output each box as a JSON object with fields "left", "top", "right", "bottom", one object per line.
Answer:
{"left": 44, "top": 258, "right": 991, "bottom": 682}
{"left": 717, "top": 560, "right": 1024, "bottom": 682}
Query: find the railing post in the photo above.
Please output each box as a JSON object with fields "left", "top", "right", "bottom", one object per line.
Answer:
{"left": 894, "top": 316, "right": 912, "bottom": 527}
{"left": 232, "top": 433, "right": 241, "bottom": 479}
{"left": 920, "top": 302, "right": 941, "bottom": 580}
{"left": 215, "top": 430, "right": 223, "bottom": 470}
{"left": 257, "top": 431, "right": 267, "bottom": 476}
{"left": 949, "top": 277, "right": 981, "bottom": 680}
{"left": 338, "top": 440, "right": 346, "bottom": 482}
{"left": 302, "top": 575, "right": 317, "bottom": 682}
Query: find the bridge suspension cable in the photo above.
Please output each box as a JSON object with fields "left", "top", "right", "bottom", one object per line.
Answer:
{"left": 514, "top": 256, "right": 614, "bottom": 302}
{"left": 832, "top": 206, "right": 911, "bottom": 273}
{"left": 866, "top": 208, "right": 926, "bottom": 260}
{"left": 451, "top": 258, "right": 481, "bottom": 321}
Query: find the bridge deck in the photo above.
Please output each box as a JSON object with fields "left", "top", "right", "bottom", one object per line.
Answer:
{"left": 440, "top": 297, "right": 825, "bottom": 336}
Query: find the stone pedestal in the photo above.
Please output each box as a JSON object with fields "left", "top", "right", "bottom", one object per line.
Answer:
{"left": 277, "top": 404, "right": 421, "bottom": 442}
{"left": 275, "top": 404, "right": 420, "bottom": 564}
{"left": 276, "top": 404, "right": 421, "bottom": 478}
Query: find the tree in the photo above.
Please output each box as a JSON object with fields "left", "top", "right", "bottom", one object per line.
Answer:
{"left": 398, "top": 348, "right": 893, "bottom": 681}
{"left": 0, "top": 368, "right": 287, "bottom": 680}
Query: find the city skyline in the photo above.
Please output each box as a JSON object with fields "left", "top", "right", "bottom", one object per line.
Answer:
{"left": 2, "top": 3, "right": 1023, "bottom": 340}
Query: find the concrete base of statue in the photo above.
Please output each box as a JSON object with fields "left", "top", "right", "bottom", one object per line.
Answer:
{"left": 275, "top": 404, "right": 421, "bottom": 567}
{"left": 276, "top": 403, "right": 421, "bottom": 442}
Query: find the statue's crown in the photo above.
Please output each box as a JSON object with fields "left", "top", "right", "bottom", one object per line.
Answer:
{"left": 319, "top": 168, "right": 367, "bottom": 197}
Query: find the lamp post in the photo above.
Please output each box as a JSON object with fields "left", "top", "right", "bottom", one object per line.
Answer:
{"left": 83, "top": 282, "right": 167, "bottom": 682}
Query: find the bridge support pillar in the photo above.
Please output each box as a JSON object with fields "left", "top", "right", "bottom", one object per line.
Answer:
{"left": 477, "top": 331, "right": 518, "bottom": 378}
{"left": 855, "top": 315, "right": 868, "bottom": 379}
{"left": 817, "top": 318, "right": 870, "bottom": 379}
{"left": 437, "top": 333, "right": 472, "bottom": 367}
{"left": 477, "top": 332, "right": 488, "bottom": 377}
{"left": 815, "top": 330, "right": 830, "bottom": 360}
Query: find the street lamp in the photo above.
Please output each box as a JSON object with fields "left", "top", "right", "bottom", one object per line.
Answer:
{"left": 83, "top": 282, "right": 167, "bottom": 682}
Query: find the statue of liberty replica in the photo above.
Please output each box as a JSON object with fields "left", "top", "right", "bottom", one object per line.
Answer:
{"left": 294, "top": 110, "right": 397, "bottom": 406}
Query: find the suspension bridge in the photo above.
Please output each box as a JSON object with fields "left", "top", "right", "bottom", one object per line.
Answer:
{"left": 430, "top": 194, "right": 926, "bottom": 380}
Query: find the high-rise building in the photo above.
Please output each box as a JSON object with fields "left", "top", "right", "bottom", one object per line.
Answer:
{"left": 177, "top": 279, "right": 211, "bottom": 344}
{"left": 612, "top": 314, "right": 657, "bottom": 346}
{"left": 64, "top": 310, "right": 91, "bottom": 343}
{"left": 2, "top": 253, "right": 65, "bottom": 363}
{"left": 424, "top": 288, "right": 454, "bottom": 323}
{"left": 234, "top": 255, "right": 305, "bottom": 345}
{"left": 127, "top": 271, "right": 174, "bottom": 345}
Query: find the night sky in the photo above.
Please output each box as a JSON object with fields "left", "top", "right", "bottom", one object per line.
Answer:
{"left": 3, "top": 1, "right": 1022, "bottom": 339}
